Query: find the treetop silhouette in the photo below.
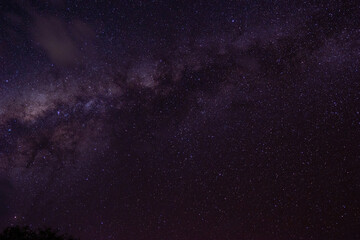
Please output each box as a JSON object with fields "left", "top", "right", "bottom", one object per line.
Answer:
{"left": 0, "top": 226, "right": 78, "bottom": 240}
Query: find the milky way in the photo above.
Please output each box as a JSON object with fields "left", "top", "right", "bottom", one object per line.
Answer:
{"left": 0, "top": 1, "right": 360, "bottom": 239}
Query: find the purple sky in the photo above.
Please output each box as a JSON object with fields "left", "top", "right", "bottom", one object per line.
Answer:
{"left": 0, "top": 1, "right": 359, "bottom": 239}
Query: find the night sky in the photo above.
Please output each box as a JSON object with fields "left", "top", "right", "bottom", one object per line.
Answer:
{"left": 0, "top": 0, "right": 360, "bottom": 239}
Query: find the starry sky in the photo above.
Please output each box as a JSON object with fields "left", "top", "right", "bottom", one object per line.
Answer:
{"left": 0, "top": 0, "right": 360, "bottom": 239}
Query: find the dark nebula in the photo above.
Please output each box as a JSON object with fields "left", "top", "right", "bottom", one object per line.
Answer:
{"left": 0, "top": 1, "right": 360, "bottom": 239}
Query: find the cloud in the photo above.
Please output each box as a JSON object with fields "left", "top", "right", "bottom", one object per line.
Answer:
{"left": 31, "top": 15, "right": 95, "bottom": 66}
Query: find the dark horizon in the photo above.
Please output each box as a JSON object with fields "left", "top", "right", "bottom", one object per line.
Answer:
{"left": 0, "top": 1, "right": 359, "bottom": 239}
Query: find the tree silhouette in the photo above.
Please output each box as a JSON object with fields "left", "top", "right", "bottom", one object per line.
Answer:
{"left": 0, "top": 226, "right": 78, "bottom": 240}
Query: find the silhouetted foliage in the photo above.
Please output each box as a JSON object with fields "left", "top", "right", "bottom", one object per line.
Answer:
{"left": 0, "top": 226, "right": 78, "bottom": 240}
